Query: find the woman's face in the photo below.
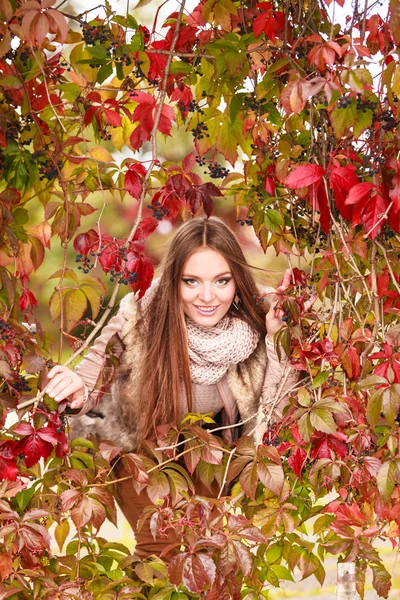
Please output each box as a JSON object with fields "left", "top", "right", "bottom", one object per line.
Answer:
{"left": 179, "top": 248, "right": 236, "bottom": 327}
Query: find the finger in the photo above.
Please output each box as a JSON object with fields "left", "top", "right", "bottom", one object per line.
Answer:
{"left": 48, "top": 365, "right": 68, "bottom": 379}
{"left": 46, "top": 374, "right": 76, "bottom": 398}
{"left": 53, "top": 383, "right": 82, "bottom": 402}
{"left": 70, "top": 393, "right": 86, "bottom": 409}
{"left": 304, "top": 293, "right": 318, "bottom": 312}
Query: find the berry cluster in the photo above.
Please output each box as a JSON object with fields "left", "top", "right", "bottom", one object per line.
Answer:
{"left": 75, "top": 253, "right": 95, "bottom": 274}
{"left": 191, "top": 122, "right": 209, "bottom": 140}
{"left": 252, "top": 293, "right": 265, "bottom": 306}
{"left": 243, "top": 93, "right": 267, "bottom": 111}
{"left": 0, "top": 319, "right": 16, "bottom": 341}
{"left": 148, "top": 201, "right": 168, "bottom": 221}
{"left": 195, "top": 155, "right": 206, "bottom": 166}
{"left": 31, "top": 151, "right": 62, "bottom": 180}
{"left": 356, "top": 94, "right": 378, "bottom": 112}
{"left": 336, "top": 95, "right": 352, "bottom": 109}
{"left": 361, "top": 152, "right": 385, "bottom": 176}
{"left": 381, "top": 109, "right": 398, "bottom": 131}
{"left": 237, "top": 218, "right": 254, "bottom": 226}
{"left": 13, "top": 376, "right": 31, "bottom": 393}
{"left": 82, "top": 23, "right": 110, "bottom": 45}
{"left": 188, "top": 100, "right": 205, "bottom": 114}
{"left": 207, "top": 161, "right": 229, "bottom": 179}
{"left": 263, "top": 427, "right": 281, "bottom": 446}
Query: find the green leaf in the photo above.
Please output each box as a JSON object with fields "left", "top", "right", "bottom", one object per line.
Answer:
{"left": 263, "top": 209, "right": 284, "bottom": 233}
{"left": 230, "top": 94, "right": 244, "bottom": 122}
{"left": 298, "top": 413, "right": 313, "bottom": 442}
{"left": 312, "top": 371, "right": 329, "bottom": 389}
{"left": 266, "top": 543, "right": 282, "bottom": 564}
{"left": 310, "top": 408, "right": 337, "bottom": 434}
{"left": 331, "top": 101, "right": 357, "bottom": 139}
{"left": 58, "top": 83, "right": 81, "bottom": 102}
{"left": 15, "top": 484, "right": 37, "bottom": 512}
{"left": 271, "top": 564, "right": 294, "bottom": 582}
{"left": 87, "top": 45, "right": 109, "bottom": 59}
{"left": 169, "top": 61, "right": 193, "bottom": 74}
{"left": 367, "top": 389, "right": 383, "bottom": 428}
{"left": 377, "top": 460, "right": 398, "bottom": 503}
{"left": 353, "top": 109, "right": 373, "bottom": 138}
{"left": 97, "top": 62, "right": 113, "bottom": 84}
{"left": 382, "top": 384, "right": 400, "bottom": 425}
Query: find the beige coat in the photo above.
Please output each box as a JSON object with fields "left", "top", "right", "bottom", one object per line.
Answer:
{"left": 71, "top": 292, "right": 298, "bottom": 450}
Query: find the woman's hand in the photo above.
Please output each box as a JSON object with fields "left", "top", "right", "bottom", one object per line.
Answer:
{"left": 265, "top": 268, "right": 317, "bottom": 342}
{"left": 45, "top": 366, "right": 86, "bottom": 409}
{"left": 265, "top": 268, "right": 293, "bottom": 342}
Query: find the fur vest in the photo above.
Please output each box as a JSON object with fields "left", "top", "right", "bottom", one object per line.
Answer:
{"left": 70, "top": 293, "right": 267, "bottom": 451}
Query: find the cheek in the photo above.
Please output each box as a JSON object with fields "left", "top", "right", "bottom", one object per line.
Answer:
{"left": 219, "top": 282, "right": 236, "bottom": 304}
{"left": 179, "top": 284, "right": 194, "bottom": 305}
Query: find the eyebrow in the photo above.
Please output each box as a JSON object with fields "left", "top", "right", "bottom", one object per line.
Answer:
{"left": 181, "top": 271, "right": 232, "bottom": 278}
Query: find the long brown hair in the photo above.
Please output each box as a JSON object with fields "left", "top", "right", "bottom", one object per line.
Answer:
{"left": 140, "top": 217, "right": 267, "bottom": 440}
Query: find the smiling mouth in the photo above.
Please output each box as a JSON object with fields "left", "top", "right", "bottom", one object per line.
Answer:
{"left": 194, "top": 306, "right": 219, "bottom": 314}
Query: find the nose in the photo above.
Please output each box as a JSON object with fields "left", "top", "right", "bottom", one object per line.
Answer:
{"left": 198, "top": 283, "right": 214, "bottom": 303}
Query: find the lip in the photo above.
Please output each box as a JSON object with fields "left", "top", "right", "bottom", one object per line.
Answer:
{"left": 194, "top": 305, "right": 219, "bottom": 316}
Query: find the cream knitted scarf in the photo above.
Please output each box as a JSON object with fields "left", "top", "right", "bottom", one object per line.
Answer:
{"left": 141, "top": 280, "right": 260, "bottom": 385}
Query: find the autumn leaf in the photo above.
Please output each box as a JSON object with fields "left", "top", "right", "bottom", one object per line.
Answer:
{"left": 129, "top": 91, "right": 176, "bottom": 150}
{"left": 329, "top": 164, "right": 359, "bottom": 221}
{"left": 253, "top": 3, "right": 285, "bottom": 42}
{"left": 286, "top": 164, "right": 325, "bottom": 188}
{"left": 308, "top": 38, "right": 343, "bottom": 73}
{"left": 124, "top": 163, "right": 147, "bottom": 199}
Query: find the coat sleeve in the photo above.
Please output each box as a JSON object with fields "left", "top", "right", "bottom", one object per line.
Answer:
{"left": 71, "top": 310, "right": 127, "bottom": 414}
{"left": 253, "top": 337, "right": 299, "bottom": 445}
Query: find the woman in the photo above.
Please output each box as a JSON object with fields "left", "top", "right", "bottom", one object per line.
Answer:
{"left": 45, "top": 217, "right": 298, "bottom": 557}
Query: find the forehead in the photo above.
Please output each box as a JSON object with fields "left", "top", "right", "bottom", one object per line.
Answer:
{"left": 183, "top": 248, "right": 231, "bottom": 275}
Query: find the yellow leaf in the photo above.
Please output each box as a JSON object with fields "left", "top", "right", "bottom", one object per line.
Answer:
{"left": 392, "top": 65, "right": 400, "bottom": 97}
{"left": 80, "top": 283, "right": 101, "bottom": 319}
{"left": 49, "top": 290, "right": 61, "bottom": 321}
{"left": 90, "top": 146, "right": 114, "bottom": 163}
{"left": 63, "top": 288, "right": 87, "bottom": 330}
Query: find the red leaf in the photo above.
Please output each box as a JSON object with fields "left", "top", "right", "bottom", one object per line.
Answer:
{"left": 335, "top": 343, "right": 361, "bottom": 380}
{"left": 264, "top": 175, "right": 276, "bottom": 195}
{"left": 288, "top": 446, "right": 307, "bottom": 476}
{"left": 103, "top": 108, "right": 122, "bottom": 127}
{"left": 98, "top": 242, "right": 120, "bottom": 273}
{"left": 73, "top": 229, "right": 99, "bottom": 256}
{"left": 330, "top": 164, "right": 359, "bottom": 221}
{"left": 286, "top": 164, "right": 325, "bottom": 189}
{"left": 0, "top": 442, "right": 18, "bottom": 482}
{"left": 14, "top": 422, "right": 35, "bottom": 436}
{"left": 125, "top": 255, "right": 154, "bottom": 299}
{"left": 133, "top": 217, "right": 159, "bottom": 242}
{"left": 362, "top": 192, "right": 389, "bottom": 239}
{"left": 0, "top": 552, "right": 13, "bottom": 581}
{"left": 345, "top": 181, "right": 375, "bottom": 205}
{"left": 14, "top": 432, "right": 53, "bottom": 468}
{"left": 309, "top": 180, "right": 330, "bottom": 233}
{"left": 124, "top": 163, "right": 147, "bottom": 199}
